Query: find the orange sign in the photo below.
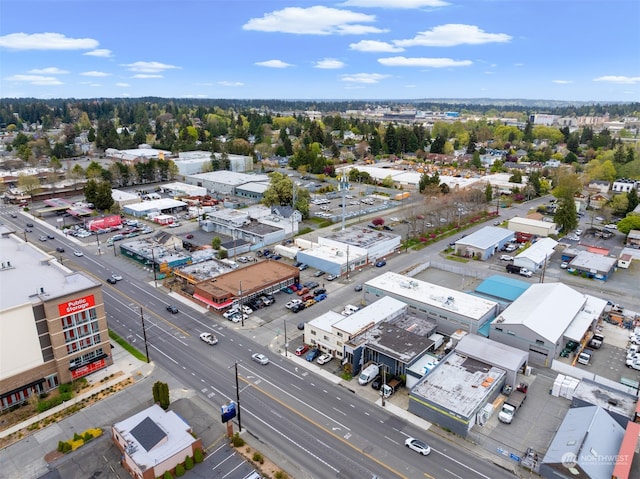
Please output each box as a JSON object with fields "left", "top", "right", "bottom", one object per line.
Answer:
{"left": 58, "top": 295, "right": 96, "bottom": 317}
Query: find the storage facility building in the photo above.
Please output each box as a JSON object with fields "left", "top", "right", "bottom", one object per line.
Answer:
{"left": 452, "top": 226, "right": 515, "bottom": 260}
{"left": 513, "top": 237, "right": 558, "bottom": 272}
{"left": 508, "top": 217, "right": 558, "bottom": 237}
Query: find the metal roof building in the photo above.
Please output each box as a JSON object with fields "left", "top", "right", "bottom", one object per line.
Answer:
{"left": 567, "top": 250, "right": 617, "bottom": 281}
{"left": 453, "top": 226, "right": 515, "bottom": 260}
{"left": 489, "top": 283, "right": 605, "bottom": 366}
{"left": 473, "top": 275, "right": 531, "bottom": 303}
{"left": 513, "top": 237, "right": 558, "bottom": 271}
{"left": 540, "top": 406, "right": 624, "bottom": 479}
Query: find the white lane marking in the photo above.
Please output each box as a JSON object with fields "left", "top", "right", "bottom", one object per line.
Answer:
{"left": 244, "top": 408, "right": 340, "bottom": 474}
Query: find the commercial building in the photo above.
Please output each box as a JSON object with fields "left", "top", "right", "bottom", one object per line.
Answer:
{"left": 112, "top": 404, "right": 203, "bottom": 479}
{"left": 408, "top": 351, "right": 506, "bottom": 437}
{"left": 489, "top": 283, "right": 606, "bottom": 366}
{"left": 0, "top": 228, "right": 112, "bottom": 411}
{"left": 193, "top": 261, "right": 299, "bottom": 312}
{"left": 297, "top": 225, "right": 399, "bottom": 277}
{"left": 565, "top": 250, "right": 617, "bottom": 281}
{"left": 159, "top": 182, "right": 207, "bottom": 198}
{"left": 452, "top": 226, "right": 514, "bottom": 260}
{"left": 184, "top": 171, "right": 269, "bottom": 196}
{"left": 508, "top": 217, "right": 558, "bottom": 238}
{"left": 513, "top": 237, "right": 558, "bottom": 272}
{"left": 364, "top": 272, "right": 499, "bottom": 336}
{"left": 123, "top": 198, "right": 187, "bottom": 218}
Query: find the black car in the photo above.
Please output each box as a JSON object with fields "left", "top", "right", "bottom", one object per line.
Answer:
{"left": 47, "top": 234, "right": 55, "bottom": 239}
{"left": 291, "top": 303, "right": 306, "bottom": 313}
{"left": 354, "top": 284, "right": 363, "bottom": 292}
{"left": 166, "top": 305, "right": 179, "bottom": 314}
{"left": 106, "top": 277, "right": 117, "bottom": 284}
{"left": 304, "top": 281, "right": 319, "bottom": 289}
{"left": 297, "top": 322, "right": 305, "bottom": 330}
{"left": 313, "top": 288, "right": 326, "bottom": 296}
{"left": 383, "top": 225, "right": 393, "bottom": 231}
{"left": 293, "top": 261, "right": 303, "bottom": 268}
{"left": 371, "top": 376, "right": 383, "bottom": 390}
{"left": 26, "top": 222, "right": 34, "bottom": 227}
{"left": 56, "top": 247, "right": 65, "bottom": 253}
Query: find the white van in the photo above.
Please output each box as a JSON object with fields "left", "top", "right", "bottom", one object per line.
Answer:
{"left": 358, "top": 364, "right": 380, "bottom": 385}
{"left": 342, "top": 304, "right": 360, "bottom": 316}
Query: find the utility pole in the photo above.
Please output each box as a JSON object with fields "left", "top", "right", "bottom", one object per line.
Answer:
{"left": 234, "top": 361, "right": 242, "bottom": 432}
{"left": 346, "top": 245, "right": 350, "bottom": 280}
{"left": 140, "top": 307, "right": 150, "bottom": 363}
{"left": 150, "top": 246, "right": 158, "bottom": 288}
{"left": 238, "top": 281, "right": 244, "bottom": 327}
{"left": 283, "top": 320, "right": 288, "bottom": 357}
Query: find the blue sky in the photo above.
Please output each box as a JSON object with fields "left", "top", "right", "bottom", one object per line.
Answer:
{"left": 1, "top": 0, "right": 639, "bottom": 102}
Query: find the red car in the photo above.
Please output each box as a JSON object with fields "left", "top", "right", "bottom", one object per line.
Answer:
{"left": 296, "top": 287, "right": 309, "bottom": 296}
{"left": 295, "top": 345, "right": 309, "bottom": 356}
{"left": 302, "top": 294, "right": 314, "bottom": 302}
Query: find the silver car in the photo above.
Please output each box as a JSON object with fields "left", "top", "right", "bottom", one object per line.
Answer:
{"left": 251, "top": 353, "right": 269, "bottom": 365}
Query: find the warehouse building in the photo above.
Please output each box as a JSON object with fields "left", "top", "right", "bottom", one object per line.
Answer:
{"left": 184, "top": 171, "right": 269, "bottom": 196}
{"left": 565, "top": 250, "right": 617, "bottom": 281}
{"left": 364, "top": 272, "right": 499, "bottom": 336}
{"left": 489, "top": 283, "right": 606, "bottom": 366}
{"left": 513, "top": 237, "right": 558, "bottom": 272}
{"left": 508, "top": 217, "right": 558, "bottom": 238}
{"left": 452, "top": 226, "right": 514, "bottom": 260}
{"left": 0, "top": 228, "right": 112, "bottom": 411}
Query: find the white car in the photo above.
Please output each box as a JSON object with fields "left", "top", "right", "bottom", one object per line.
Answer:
{"left": 73, "top": 250, "right": 84, "bottom": 257}
{"left": 405, "top": 437, "right": 431, "bottom": 455}
{"left": 241, "top": 305, "right": 253, "bottom": 315}
{"left": 251, "top": 353, "right": 269, "bottom": 365}
{"left": 316, "top": 353, "right": 332, "bottom": 365}
{"left": 389, "top": 217, "right": 400, "bottom": 222}
{"left": 605, "top": 224, "right": 617, "bottom": 230}
{"left": 111, "top": 274, "right": 123, "bottom": 281}
{"left": 560, "top": 262, "right": 569, "bottom": 269}
{"left": 223, "top": 309, "right": 239, "bottom": 319}
{"left": 286, "top": 299, "right": 303, "bottom": 309}
{"left": 500, "top": 255, "right": 514, "bottom": 261}
{"left": 199, "top": 332, "right": 218, "bottom": 345}
{"left": 627, "top": 361, "right": 640, "bottom": 371}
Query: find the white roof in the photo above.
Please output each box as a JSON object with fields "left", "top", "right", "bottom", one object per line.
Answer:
{"left": 113, "top": 404, "right": 196, "bottom": 473}
{"left": 515, "top": 237, "right": 558, "bottom": 263}
{"left": 334, "top": 296, "right": 406, "bottom": 335}
{"left": 455, "top": 226, "right": 514, "bottom": 249}
{"left": 235, "top": 181, "right": 269, "bottom": 193}
{"left": 570, "top": 251, "right": 617, "bottom": 273}
{"left": 308, "top": 311, "right": 343, "bottom": 332}
{"left": 509, "top": 216, "right": 556, "bottom": 229}
{"left": 111, "top": 189, "right": 140, "bottom": 201}
{"left": 455, "top": 334, "right": 528, "bottom": 372}
{"left": 493, "top": 283, "right": 586, "bottom": 343}
{"left": 564, "top": 295, "right": 607, "bottom": 341}
{"left": 125, "top": 198, "right": 187, "bottom": 212}
{"left": 187, "top": 171, "right": 269, "bottom": 186}
{"left": 366, "top": 272, "right": 498, "bottom": 321}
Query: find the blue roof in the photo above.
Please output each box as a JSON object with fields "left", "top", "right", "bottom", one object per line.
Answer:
{"left": 475, "top": 275, "right": 530, "bottom": 302}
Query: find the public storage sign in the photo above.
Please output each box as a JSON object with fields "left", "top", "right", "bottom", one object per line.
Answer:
{"left": 58, "top": 295, "right": 96, "bottom": 316}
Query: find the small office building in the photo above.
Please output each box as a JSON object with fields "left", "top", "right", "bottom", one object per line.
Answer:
{"left": 112, "top": 404, "right": 203, "bottom": 479}
{"left": 508, "top": 217, "right": 558, "bottom": 237}
{"left": 566, "top": 251, "right": 617, "bottom": 281}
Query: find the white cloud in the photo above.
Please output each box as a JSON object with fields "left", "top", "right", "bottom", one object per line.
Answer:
{"left": 81, "top": 71, "right": 111, "bottom": 77}
{"left": 27, "top": 67, "right": 69, "bottom": 75}
{"left": 341, "top": 72, "right": 390, "bottom": 84}
{"left": 552, "top": 80, "right": 573, "bottom": 84}
{"left": 395, "top": 24, "right": 512, "bottom": 47}
{"left": 341, "top": 0, "right": 449, "bottom": 8}
{"left": 132, "top": 74, "right": 163, "bottom": 79}
{"left": 0, "top": 32, "right": 98, "bottom": 50}
{"left": 255, "top": 60, "right": 293, "bottom": 68}
{"left": 5, "top": 74, "right": 63, "bottom": 86}
{"left": 89, "top": 83, "right": 101, "bottom": 87}
{"left": 593, "top": 75, "right": 640, "bottom": 84}
{"left": 350, "top": 40, "right": 404, "bottom": 52}
{"left": 378, "top": 56, "right": 472, "bottom": 68}
{"left": 115, "top": 82, "right": 130, "bottom": 87}
{"left": 218, "top": 81, "right": 244, "bottom": 87}
{"left": 123, "top": 61, "right": 180, "bottom": 73}
{"left": 83, "top": 49, "right": 113, "bottom": 58}
{"left": 243, "top": 6, "right": 384, "bottom": 35}
{"left": 314, "top": 58, "right": 345, "bottom": 69}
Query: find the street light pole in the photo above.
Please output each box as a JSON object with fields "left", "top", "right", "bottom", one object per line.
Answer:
{"left": 283, "top": 320, "right": 288, "bottom": 357}
{"left": 234, "top": 361, "right": 242, "bottom": 432}
{"left": 238, "top": 281, "right": 244, "bottom": 327}
{"left": 140, "top": 307, "right": 150, "bottom": 363}
{"left": 150, "top": 246, "right": 158, "bottom": 288}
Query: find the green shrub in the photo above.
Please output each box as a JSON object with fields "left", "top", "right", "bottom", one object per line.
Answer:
{"left": 175, "top": 463, "right": 185, "bottom": 477}
{"left": 193, "top": 448, "right": 204, "bottom": 463}
{"left": 252, "top": 452, "right": 264, "bottom": 464}
{"left": 184, "top": 455, "right": 194, "bottom": 470}
{"left": 231, "top": 432, "right": 245, "bottom": 447}
{"left": 73, "top": 432, "right": 83, "bottom": 442}
{"left": 274, "top": 471, "right": 289, "bottom": 479}
{"left": 84, "top": 432, "right": 93, "bottom": 442}
{"left": 59, "top": 383, "right": 72, "bottom": 394}
{"left": 57, "top": 441, "right": 65, "bottom": 452}
{"left": 163, "top": 471, "right": 173, "bottom": 479}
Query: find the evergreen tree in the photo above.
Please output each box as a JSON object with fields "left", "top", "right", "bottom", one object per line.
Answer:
{"left": 627, "top": 189, "right": 639, "bottom": 214}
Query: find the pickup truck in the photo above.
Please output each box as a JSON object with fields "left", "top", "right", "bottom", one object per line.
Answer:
{"left": 498, "top": 390, "right": 527, "bottom": 424}
{"left": 380, "top": 377, "right": 404, "bottom": 398}
{"left": 588, "top": 333, "right": 604, "bottom": 349}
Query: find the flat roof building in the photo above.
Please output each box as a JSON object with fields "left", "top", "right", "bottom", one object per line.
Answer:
{"left": 453, "top": 226, "right": 515, "bottom": 260}
{"left": 364, "top": 272, "right": 499, "bottom": 336}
